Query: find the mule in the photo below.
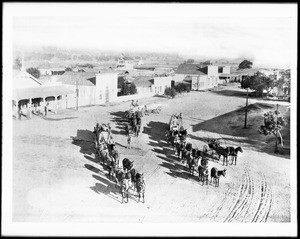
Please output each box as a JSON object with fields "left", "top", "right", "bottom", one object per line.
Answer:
{"left": 210, "top": 167, "right": 226, "bottom": 187}
{"left": 136, "top": 173, "right": 145, "bottom": 203}
{"left": 188, "top": 156, "right": 197, "bottom": 176}
{"left": 216, "top": 146, "right": 230, "bottom": 166}
{"left": 198, "top": 165, "right": 209, "bottom": 185}
{"left": 122, "top": 158, "right": 134, "bottom": 172}
{"left": 120, "top": 179, "right": 130, "bottom": 203}
{"left": 227, "top": 146, "right": 243, "bottom": 165}
{"left": 208, "top": 139, "right": 221, "bottom": 156}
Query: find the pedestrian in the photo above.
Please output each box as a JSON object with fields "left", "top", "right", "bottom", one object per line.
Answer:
{"left": 18, "top": 105, "right": 22, "bottom": 120}
{"left": 44, "top": 102, "right": 48, "bottom": 116}
{"left": 127, "top": 133, "right": 132, "bottom": 149}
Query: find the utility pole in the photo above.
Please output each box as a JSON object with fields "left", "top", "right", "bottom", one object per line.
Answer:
{"left": 275, "top": 103, "right": 279, "bottom": 153}
{"left": 76, "top": 79, "right": 79, "bottom": 110}
{"left": 244, "top": 88, "right": 249, "bottom": 128}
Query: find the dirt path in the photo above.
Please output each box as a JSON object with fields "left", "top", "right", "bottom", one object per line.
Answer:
{"left": 12, "top": 84, "right": 291, "bottom": 222}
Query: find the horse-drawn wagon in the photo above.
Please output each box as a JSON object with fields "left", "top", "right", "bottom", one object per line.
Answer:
{"left": 125, "top": 105, "right": 143, "bottom": 137}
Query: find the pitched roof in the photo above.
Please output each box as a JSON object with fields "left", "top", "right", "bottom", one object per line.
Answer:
{"left": 175, "top": 64, "right": 206, "bottom": 75}
{"left": 132, "top": 76, "right": 154, "bottom": 87}
{"left": 55, "top": 72, "right": 96, "bottom": 86}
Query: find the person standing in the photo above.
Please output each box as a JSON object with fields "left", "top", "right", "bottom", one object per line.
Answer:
{"left": 18, "top": 105, "right": 22, "bottom": 120}
{"left": 44, "top": 102, "right": 48, "bottom": 116}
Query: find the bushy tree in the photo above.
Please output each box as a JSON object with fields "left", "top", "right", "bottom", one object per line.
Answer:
{"left": 186, "top": 58, "right": 194, "bottom": 63}
{"left": 276, "top": 69, "right": 290, "bottom": 96}
{"left": 241, "top": 72, "right": 274, "bottom": 97}
{"left": 238, "top": 60, "right": 253, "bottom": 69}
{"left": 130, "top": 82, "right": 137, "bottom": 94}
{"left": 164, "top": 87, "right": 177, "bottom": 98}
{"left": 65, "top": 67, "right": 73, "bottom": 71}
{"left": 26, "top": 67, "right": 41, "bottom": 79}
{"left": 258, "top": 109, "right": 287, "bottom": 153}
{"left": 174, "top": 83, "right": 190, "bottom": 93}
{"left": 120, "top": 82, "right": 137, "bottom": 95}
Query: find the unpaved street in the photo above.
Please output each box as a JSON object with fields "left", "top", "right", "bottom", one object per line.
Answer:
{"left": 13, "top": 84, "right": 291, "bottom": 222}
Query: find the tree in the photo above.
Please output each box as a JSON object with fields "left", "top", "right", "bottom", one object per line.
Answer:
{"left": 65, "top": 67, "right": 73, "bottom": 71}
{"left": 130, "top": 82, "right": 137, "bottom": 94}
{"left": 120, "top": 82, "right": 137, "bottom": 95}
{"left": 14, "top": 57, "right": 22, "bottom": 70}
{"left": 238, "top": 60, "right": 253, "bottom": 69}
{"left": 186, "top": 58, "right": 194, "bottom": 63}
{"left": 258, "top": 108, "right": 287, "bottom": 153}
{"left": 241, "top": 72, "right": 274, "bottom": 97}
{"left": 26, "top": 67, "right": 41, "bottom": 79}
{"left": 164, "top": 87, "right": 177, "bottom": 98}
{"left": 174, "top": 83, "right": 190, "bottom": 93}
{"left": 276, "top": 69, "right": 291, "bottom": 96}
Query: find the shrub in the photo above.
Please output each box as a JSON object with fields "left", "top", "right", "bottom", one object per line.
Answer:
{"left": 164, "top": 87, "right": 177, "bottom": 98}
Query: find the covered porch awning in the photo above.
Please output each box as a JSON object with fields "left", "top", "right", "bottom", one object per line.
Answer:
{"left": 13, "top": 85, "right": 74, "bottom": 101}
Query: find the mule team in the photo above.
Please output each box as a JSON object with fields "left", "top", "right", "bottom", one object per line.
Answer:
{"left": 166, "top": 114, "right": 243, "bottom": 187}
{"left": 93, "top": 122, "right": 145, "bottom": 203}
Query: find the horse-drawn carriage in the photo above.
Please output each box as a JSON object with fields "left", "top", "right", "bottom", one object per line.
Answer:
{"left": 125, "top": 105, "right": 143, "bottom": 136}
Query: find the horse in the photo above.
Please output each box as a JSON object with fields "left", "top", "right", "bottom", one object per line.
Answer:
{"left": 226, "top": 146, "right": 243, "bottom": 165}
{"left": 215, "top": 146, "right": 230, "bottom": 166}
{"left": 136, "top": 173, "right": 145, "bottom": 203}
{"left": 210, "top": 167, "right": 226, "bottom": 187}
{"left": 122, "top": 158, "right": 134, "bottom": 172}
{"left": 166, "top": 131, "right": 180, "bottom": 152}
{"left": 188, "top": 155, "right": 197, "bottom": 176}
{"left": 114, "top": 169, "right": 125, "bottom": 188}
{"left": 208, "top": 139, "right": 221, "bottom": 156}
{"left": 120, "top": 178, "right": 130, "bottom": 203}
{"left": 129, "top": 168, "right": 137, "bottom": 190}
{"left": 200, "top": 157, "right": 208, "bottom": 168}
{"left": 198, "top": 165, "right": 209, "bottom": 185}
{"left": 108, "top": 158, "right": 117, "bottom": 180}
{"left": 96, "top": 142, "right": 109, "bottom": 165}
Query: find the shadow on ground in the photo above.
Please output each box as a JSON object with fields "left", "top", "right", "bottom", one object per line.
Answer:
{"left": 143, "top": 120, "right": 207, "bottom": 184}
{"left": 109, "top": 111, "right": 128, "bottom": 136}
{"left": 71, "top": 129, "right": 95, "bottom": 156}
{"left": 191, "top": 102, "right": 290, "bottom": 159}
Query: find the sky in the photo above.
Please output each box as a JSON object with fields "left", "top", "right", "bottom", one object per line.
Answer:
{"left": 9, "top": 3, "right": 297, "bottom": 68}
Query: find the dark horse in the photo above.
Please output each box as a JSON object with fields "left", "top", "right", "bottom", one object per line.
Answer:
{"left": 210, "top": 167, "right": 226, "bottom": 187}
{"left": 114, "top": 169, "right": 129, "bottom": 203}
{"left": 208, "top": 139, "right": 221, "bottom": 157}
{"left": 216, "top": 146, "right": 230, "bottom": 166}
{"left": 227, "top": 146, "right": 243, "bottom": 165}
{"left": 122, "top": 158, "right": 134, "bottom": 172}
{"left": 187, "top": 154, "right": 197, "bottom": 176}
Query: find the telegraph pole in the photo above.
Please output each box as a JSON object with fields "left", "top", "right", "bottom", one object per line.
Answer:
{"left": 244, "top": 88, "right": 249, "bottom": 128}
{"left": 76, "top": 79, "right": 79, "bottom": 110}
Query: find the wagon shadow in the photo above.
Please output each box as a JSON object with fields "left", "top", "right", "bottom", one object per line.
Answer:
{"left": 109, "top": 111, "right": 129, "bottom": 136}
{"left": 90, "top": 174, "right": 122, "bottom": 203}
{"left": 71, "top": 129, "right": 95, "bottom": 156}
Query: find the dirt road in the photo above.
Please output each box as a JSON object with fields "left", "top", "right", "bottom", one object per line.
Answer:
{"left": 13, "top": 84, "right": 291, "bottom": 222}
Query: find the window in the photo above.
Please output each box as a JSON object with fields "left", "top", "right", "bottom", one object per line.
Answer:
{"left": 160, "top": 86, "right": 162, "bottom": 92}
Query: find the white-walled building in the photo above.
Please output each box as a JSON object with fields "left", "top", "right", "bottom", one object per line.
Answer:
{"left": 95, "top": 72, "right": 118, "bottom": 104}
{"left": 173, "top": 64, "right": 219, "bottom": 90}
